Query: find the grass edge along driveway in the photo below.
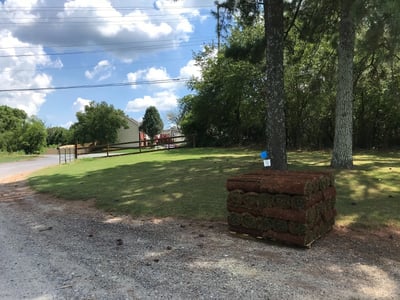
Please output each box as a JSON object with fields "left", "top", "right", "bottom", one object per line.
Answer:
{"left": 28, "top": 148, "right": 400, "bottom": 229}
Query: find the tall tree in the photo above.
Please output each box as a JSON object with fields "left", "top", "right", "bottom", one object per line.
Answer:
{"left": 264, "top": 0, "right": 287, "bottom": 169}
{"left": 331, "top": 0, "right": 356, "bottom": 169}
{"left": 331, "top": 0, "right": 400, "bottom": 166}
{"left": 140, "top": 106, "right": 164, "bottom": 143}
{"left": 354, "top": 0, "right": 400, "bottom": 148}
{"left": 71, "top": 101, "right": 128, "bottom": 145}
{"left": 215, "top": 0, "right": 288, "bottom": 166}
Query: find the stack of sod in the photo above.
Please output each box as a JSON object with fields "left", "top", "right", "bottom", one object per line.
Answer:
{"left": 226, "top": 169, "right": 336, "bottom": 247}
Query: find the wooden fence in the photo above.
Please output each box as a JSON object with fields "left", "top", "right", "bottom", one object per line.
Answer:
{"left": 58, "top": 135, "right": 195, "bottom": 163}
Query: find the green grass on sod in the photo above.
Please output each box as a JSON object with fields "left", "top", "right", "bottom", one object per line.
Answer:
{"left": 289, "top": 150, "right": 400, "bottom": 228}
{"left": 28, "top": 148, "right": 400, "bottom": 229}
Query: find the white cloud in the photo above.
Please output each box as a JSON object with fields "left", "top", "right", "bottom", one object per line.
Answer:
{"left": 0, "top": 29, "right": 55, "bottom": 116}
{"left": 153, "top": 1, "right": 163, "bottom": 11}
{"left": 144, "top": 67, "right": 175, "bottom": 89}
{"left": 73, "top": 97, "right": 92, "bottom": 112}
{"left": 127, "top": 67, "right": 178, "bottom": 90}
{"left": 124, "top": 58, "right": 203, "bottom": 115}
{"left": 126, "top": 90, "right": 177, "bottom": 113}
{"left": 62, "top": 121, "right": 74, "bottom": 129}
{"left": 126, "top": 69, "right": 146, "bottom": 89}
{"left": 0, "top": 0, "right": 213, "bottom": 61}
{"left": 85, "top": 60, "right": 114, "bottom": 81}
{"left": 176, "top": 17, "right": 193, "bottom": 38}
{"left": 1, "top": 0, "right": 40, "bottom": 25}
{"left": 179, "top": 59, "right": 202, "bottom": 80}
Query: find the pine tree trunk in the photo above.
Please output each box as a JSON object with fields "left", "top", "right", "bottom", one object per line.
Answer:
{"left": 264, "top": 0, "right": 287, "bottom": 170}
{"left": 331, "top": 0, "right": 355, "bottom": 169}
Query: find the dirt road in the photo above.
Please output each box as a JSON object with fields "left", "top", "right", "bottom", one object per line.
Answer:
{"left": 1, "top": 158, "right": 400, "bottom": 299}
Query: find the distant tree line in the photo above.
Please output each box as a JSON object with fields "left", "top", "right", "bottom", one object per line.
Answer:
{"left": 1, "top": 102, "right": 165, "bottom": 154}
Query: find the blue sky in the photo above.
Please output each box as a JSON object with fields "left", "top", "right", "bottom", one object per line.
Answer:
{"left": 0, "top": 0, "right": 217, "bottom": 128}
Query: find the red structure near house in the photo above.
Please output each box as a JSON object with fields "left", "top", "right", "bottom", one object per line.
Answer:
{"left": 139, "top": 131, "right": 148, "bottom": 147}
{"left": 155, "top": 133, "right": 173, "bottom": 145}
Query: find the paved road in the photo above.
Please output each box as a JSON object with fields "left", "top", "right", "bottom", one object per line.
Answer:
{"left": 0, "top": 155, "right": 59, "bottom": 179}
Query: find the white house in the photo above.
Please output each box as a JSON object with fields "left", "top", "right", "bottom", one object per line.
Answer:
{"left": 116, "top": 117, "right": 141, "bottom": 148}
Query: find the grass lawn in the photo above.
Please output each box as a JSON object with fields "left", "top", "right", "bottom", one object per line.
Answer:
{"left": 0, "top": 152, "right": 40, "bottom": 163}
{"left": 28, "top": 148, "right": 400, "bottom": 229}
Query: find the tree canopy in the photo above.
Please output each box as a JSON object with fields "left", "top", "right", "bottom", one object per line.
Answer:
{"left": 178, "top": 0, "right": 400, "bottom": 164}
{"left": 19, "top": 117, "right": 47, "bottom": 154}
{"left": 46, "top": 126, "right": 71, "bottom": 146}
{"left": 0, "top": 105, "right": 27, "bottom": 152}
{"left": 71, "top": 101, "right": 128, "bottom": 145}
{"left": 0, "top": 105, "right": 47, "bottom": 154}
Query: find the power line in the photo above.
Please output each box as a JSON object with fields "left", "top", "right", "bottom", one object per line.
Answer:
{"left": 0, "top": 78, "right": 190, "bottom": 93}
{"left": 1, "top": 4, "right": 215, "bottom": 11}
{"left": 0, "top": 39, "right": 212, "bottom": 59}
{"left": 0, "top": 35, "right": 214, "bottom": 51}
{"left": 0, "top": 54, "right": 202, "bottom": 74}
{"left": 0, "top": 4, "right": 216, "bottom": 25}
{"left": 0, "top": 14, "right": 208, "bottom": 25}
{"left": 0, "top": 5, "right": 215, "bottom": 23}
{"left": 0, "top": 4, "right": 217, "bottom": 59}
{"left": 0, "top": 37, "right": 211, "bottom": 58}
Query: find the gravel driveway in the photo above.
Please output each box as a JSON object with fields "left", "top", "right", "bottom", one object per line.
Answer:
{"left": 0, "top": 158, "right": 399, "bottom": 299}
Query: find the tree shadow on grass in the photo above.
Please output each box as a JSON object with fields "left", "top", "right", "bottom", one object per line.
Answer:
{"left": 29, "top": 155, "right": 261, "bottom": 221}
{"left": 334, "top": 153, "right": 400, "bottom": 229}
{"left": 288, "top": 151, "right": 400, "bottom": 229}
{"left": 28, "top": 151, "right": 400, "bottom": 229}
{"left": 334, "top": 169, "right": 400, "bottom": 229}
